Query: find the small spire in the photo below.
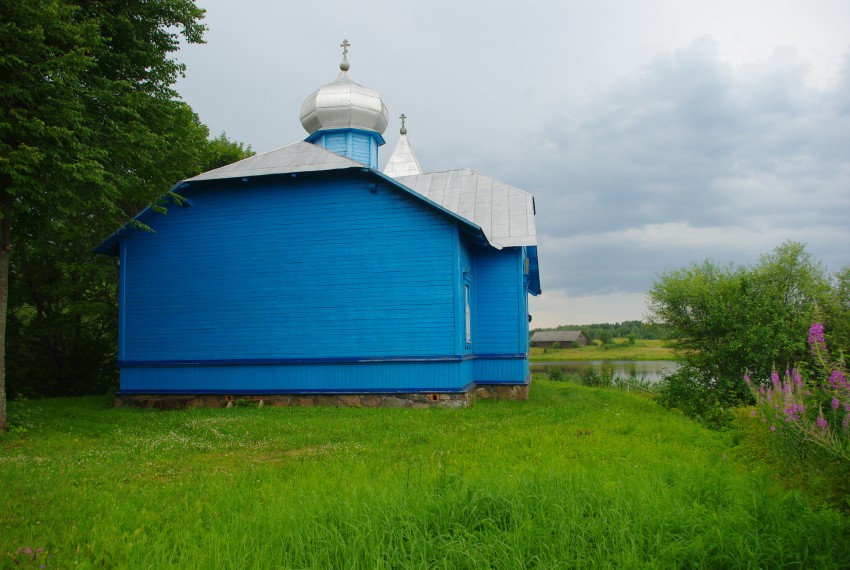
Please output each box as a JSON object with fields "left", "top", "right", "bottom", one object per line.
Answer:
{"left": 340, "top": 38, "right": 351, "bottom": 72}
{"left": 384, "top": 114, "right": 423, "bottom": 178}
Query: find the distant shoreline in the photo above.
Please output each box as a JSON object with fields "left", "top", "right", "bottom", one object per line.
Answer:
{"left": 529, "top": 340, "right": 676, "bottom": 362}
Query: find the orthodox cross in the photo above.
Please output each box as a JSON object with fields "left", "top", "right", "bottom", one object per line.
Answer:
{"left": 399, "top": 113, "right": 408, "bottom": 135}
{"left": 339, "top": 39, "right": 351, "bottom": 71}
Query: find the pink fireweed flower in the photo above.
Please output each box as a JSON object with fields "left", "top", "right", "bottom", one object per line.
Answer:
{"left": 829, "top": 370, "right": 847, "bottom": 392}
{"left": 744, "top": 374, "right": 751, "bottom": 384}
{"left": 783, "top": 403, "right": 805, "bottom": 422}
{"left": 792, "top": 369, "right": 803, "bottom": 387}
{"left": 770, "top": 425, "right": 776, "bottom": 432}
{"left": 816, "top": 416, "right": 828, "bottom": 431}
{"left": 771, "top": 371, "right": 781, "bottom": 387}
{"left": 808, "top": 322, "right": 826, "bottom": 352}
{"left": 832, "top": 398, "right": 841, "bottom": 410}
{"left": 844, "top": 402, "right": 850, "bottom": 413}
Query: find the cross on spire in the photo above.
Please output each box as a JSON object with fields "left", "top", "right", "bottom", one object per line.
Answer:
{"left": 399, "top": 113, "right": 408, "bottom": 135}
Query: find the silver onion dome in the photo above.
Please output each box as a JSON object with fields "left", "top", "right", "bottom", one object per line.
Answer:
{"left": 299, "top": 39, "right": 389, "bottom": 136}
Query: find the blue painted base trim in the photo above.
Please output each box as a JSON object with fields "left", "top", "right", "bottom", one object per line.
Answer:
{"left": 476, "top": 372, "right": 532, "bottom": 387}
{"left": 118, "top": 354, "right": 528, "bottom": 367}
{"left": 118, "top": 354, "right": 529, "bottom": 395}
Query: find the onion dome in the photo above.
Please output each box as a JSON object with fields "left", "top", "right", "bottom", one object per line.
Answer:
{"left": 299, "top": 39, "right": 389, "bottom": 136}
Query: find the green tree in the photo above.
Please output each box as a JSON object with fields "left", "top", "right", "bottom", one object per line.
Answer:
{"left": 825, "top": 267, "right": 850, "bottom": 356}
{"left": 0, "top": 0, "right": 230, "bottom": 429}
{"left": 202, "top": 132, "right": 254, "bottom": 173}
{"left": 647, "top": 241, "right": 835, "bottom": 417}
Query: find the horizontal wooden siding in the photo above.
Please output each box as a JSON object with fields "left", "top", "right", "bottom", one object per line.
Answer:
{"left": 121, "top": 176, "right": 457, "bottom": 363}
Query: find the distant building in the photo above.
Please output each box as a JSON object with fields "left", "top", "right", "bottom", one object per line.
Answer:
{"left": 531, "top": 331, "right": 588, "bottom": 348}
{"left": 96, "top": 41, "right": 542, "bottom": 408}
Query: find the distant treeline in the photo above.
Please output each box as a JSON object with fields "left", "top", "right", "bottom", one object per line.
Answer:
{"left": 532, "top": 321, "right": 679, "bottom": 341}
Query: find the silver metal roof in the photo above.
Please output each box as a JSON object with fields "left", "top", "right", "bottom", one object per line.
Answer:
{"left": 394, "top": 169, "right": 537, "bottom": 248}
{"left": 383, "top": 133, "right": 423, "bottom": 178}
{"left": 186, "top": 141, "right": 363, "bottom": 182}
{"left": 299, "top": 71, "right": 389, "bottom": 135}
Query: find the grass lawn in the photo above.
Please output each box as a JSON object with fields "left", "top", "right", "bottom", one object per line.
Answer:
{"left": 531, "top": 339, "right": 675, "bottom": 361}
{"left": 2, "top": 379, "right": 848, "bottom": 568}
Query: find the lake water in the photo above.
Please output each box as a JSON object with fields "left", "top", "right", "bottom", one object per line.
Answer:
{"left": 530, "top": 360, "right": 679, "bottom": 384}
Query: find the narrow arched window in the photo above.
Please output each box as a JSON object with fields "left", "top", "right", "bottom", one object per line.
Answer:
{"left": 465, "top": 283, "right": 471, "bottom": 347}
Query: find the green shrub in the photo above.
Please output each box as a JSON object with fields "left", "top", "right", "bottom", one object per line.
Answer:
{"left": 647, "top": 242, "right": 847, "bottom": 416}
{"left": 581, "top": 369, "right": 612, "bottom": 387}
{"left": 548, "top": 367, "right": 567, "bottom": 382}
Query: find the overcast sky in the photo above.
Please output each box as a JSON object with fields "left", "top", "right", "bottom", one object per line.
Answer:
{"left": 175, "top": 0, "right": 850, "bottom": 328}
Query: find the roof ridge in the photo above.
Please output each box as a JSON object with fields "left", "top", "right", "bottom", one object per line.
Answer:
{"left": 185, "top": 141, "right": 363, "bottom": 183}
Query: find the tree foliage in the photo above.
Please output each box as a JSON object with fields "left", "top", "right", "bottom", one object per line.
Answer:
{"left": 647, "top": 241, "right": 845, "bottom": 418}
{"left": 0, "top": 1, "right": 253, "bottom": 425}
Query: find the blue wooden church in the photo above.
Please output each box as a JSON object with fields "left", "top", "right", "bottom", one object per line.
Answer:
{"left": 97, "top": 42, "right": 541, "bottom": 407}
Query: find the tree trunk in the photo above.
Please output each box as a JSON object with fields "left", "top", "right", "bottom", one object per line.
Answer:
{"left": 0, "top": 180, "right": 10, "bottom": 432}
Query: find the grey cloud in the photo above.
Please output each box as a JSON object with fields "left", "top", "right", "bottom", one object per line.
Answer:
{"left": 509, "top": 37, "right": 850, "bottom": 297}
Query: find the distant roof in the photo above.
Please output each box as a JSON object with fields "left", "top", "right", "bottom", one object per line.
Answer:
{"left": 531, "top": 331, "right": 585, "bottom": 342}
{"left": 394, "top": 169, "right": 537, "bottom": 248}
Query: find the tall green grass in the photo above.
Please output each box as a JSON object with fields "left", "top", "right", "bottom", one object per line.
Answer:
{"left": 2, "top": 379, "right": 848, "bottom": 568}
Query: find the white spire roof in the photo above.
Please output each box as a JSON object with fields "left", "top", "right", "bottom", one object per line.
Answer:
{"left": 384, "top": 114, "right": 424, "bottom": 178}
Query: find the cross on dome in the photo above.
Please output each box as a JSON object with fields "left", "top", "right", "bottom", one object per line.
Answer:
{"left": 340, "top": 38, "right": 351, "bottom": 71}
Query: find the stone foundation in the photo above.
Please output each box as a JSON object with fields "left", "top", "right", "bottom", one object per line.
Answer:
{"left": 473, "top": 383, "right": 530, "bottom": 401}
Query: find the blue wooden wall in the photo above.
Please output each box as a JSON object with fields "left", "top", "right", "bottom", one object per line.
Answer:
{"left": 117, "top": 171, "right": 531, "bottom": 394}
{"left": 306, "top": 130, "right": 381, "bottom": 168}
{"left": 471, "top": 246, "right": 530, "bottom": 384}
